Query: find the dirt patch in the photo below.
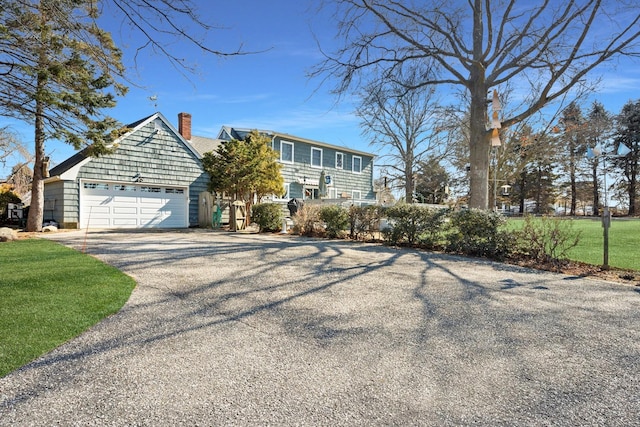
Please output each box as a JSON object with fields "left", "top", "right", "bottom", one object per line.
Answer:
{"left": 509, "top": 258, "right": 640, "bottom": 286}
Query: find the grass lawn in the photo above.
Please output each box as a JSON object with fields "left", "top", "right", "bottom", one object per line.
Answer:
{"left": 506, "top": 217, "right": 639, "bottom": 271}
{"left": 0, "top": 238, "right": 135, "bottom": 378}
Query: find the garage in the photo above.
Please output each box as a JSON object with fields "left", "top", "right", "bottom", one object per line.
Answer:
{"left": 80, "top": 181, "right": 188, "bottom": 229}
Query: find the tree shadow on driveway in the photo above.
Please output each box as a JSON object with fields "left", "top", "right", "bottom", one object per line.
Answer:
{"left": 3, "top": 230, "right": 639, "bottom": 425}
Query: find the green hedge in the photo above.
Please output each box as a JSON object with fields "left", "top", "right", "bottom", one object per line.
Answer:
{"left": 320, "top": 205, "right": 349, "bottom": 238}
{"left": 252, "top": 203, "right": 283, "bottom": 232}
{"left": 286, "top": 203, "right": 580, "bottom": 264}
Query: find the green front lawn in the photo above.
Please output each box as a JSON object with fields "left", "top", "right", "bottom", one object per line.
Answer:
{"left": 506, "top": 217, "right": 639, "bottom": 271}
{"left": 0, "top": 238, "right": 135, "bottom": 377}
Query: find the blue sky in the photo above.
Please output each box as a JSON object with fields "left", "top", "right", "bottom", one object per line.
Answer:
{"left": 2, "top": 0, "right": 640, "bottom": 179}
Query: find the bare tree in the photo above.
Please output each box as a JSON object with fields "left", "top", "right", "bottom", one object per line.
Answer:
{"left": 103, "top": 0, "right": 248, "bottom": 77}
{"left": 313, "top": 0, "right": 640, "bottom": 209}
{"left": 355, "top": 68, "right": 451, "bottom": 202}
{"left": 0, "top": 127, "right": 31, "bottom": 169}
{"left": 1, "top": 127, "right": 33, "bottom": 196}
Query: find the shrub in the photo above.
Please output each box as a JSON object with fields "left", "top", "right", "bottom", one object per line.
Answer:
{"left": 383, "top": 204, "right": 448, "bottom": 247}
{"left": 292, "top": 204, "right": 324, "bottom": 237}
{"left": 445, "top": 209, "right": 511, "bottom": 259}
{"left": 319, "top": 205, "right": 349, "bottom": 238}
{"left": 0, "top": 187, "right": 21, "bottom": 220}
{"left": 349, "top": 205, "right": 383, "bottom": 240}
{"left": 252, "top": 203, "right": 283, "bottom": 232}
{"left": 513, "top": 215, "right": 581, "bottom": 262}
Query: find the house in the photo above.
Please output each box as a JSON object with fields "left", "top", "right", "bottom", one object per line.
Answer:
{"left": 44, "top": 112, "right": 209, "bottom": 229}
{"left": 215, "top": 126, "right": 376, "bottom": 205}
{"left": 44, "top": 112, "right": 375, "bottom": 229}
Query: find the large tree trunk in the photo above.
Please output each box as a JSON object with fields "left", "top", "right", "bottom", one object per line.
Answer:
{"left": 469, "top": 124, "right": 490, "bottom": 209}
{"left": 26, "top": 121, "right": 45, "bottom": 232}
{"left": 405, "top": 160, "right": 414, "bottom": 203}
{"left": 468, "top": 0, "right": 489, "bottom": 210}
{"left": 26, "top": 73, "right": 46, "bottom": 232}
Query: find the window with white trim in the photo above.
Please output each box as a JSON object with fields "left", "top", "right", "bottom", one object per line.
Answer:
{"left": 305, "top": 188, "right": 319, "bottom": 200}
{"left": 311, "top": 147, "right": 322, "bottom": 168}
{"left": 352, "top": 190, "right": 362, "bottom": 200}
{"left": 280, "top": 141, "right": 294, "bottom": 163}
{"left": 271, "top": 183, "right": 290, "bottom": 201}
{"left": 335, "top": 152, "right": 344, "bottom": 169}
{"left": 352, "top": 156, "right": 362, "bottom": 174}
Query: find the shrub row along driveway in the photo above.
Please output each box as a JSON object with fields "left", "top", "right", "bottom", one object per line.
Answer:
{"left": 1, "top": 230, "right": 639, "bottom": 426}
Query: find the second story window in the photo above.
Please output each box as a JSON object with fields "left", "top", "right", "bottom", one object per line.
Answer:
{"left": 281, "top": 141, "right": 294, "bottom": 163}
{"left": 335, "top": 152, "right": 344, "bottom": 169}
{"left": 311, "top": 147, "right": 323, "bottom": 168}
{"left": 352, "top": 155, "right": 362, "bottom": 174}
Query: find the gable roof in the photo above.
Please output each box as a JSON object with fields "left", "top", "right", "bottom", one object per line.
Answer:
{"left": 47, "top": 112, "right": 202, "bottom": 178}
{"left": 189, "top": 135, "right": 222, "bottom": 157}
{"left": 217, "top": 126, "right": 375, "bottom": 158}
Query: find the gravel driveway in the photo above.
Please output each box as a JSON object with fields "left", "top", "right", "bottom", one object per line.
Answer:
{"left": 1, "top": 230, "right": 639, "bottom": 426}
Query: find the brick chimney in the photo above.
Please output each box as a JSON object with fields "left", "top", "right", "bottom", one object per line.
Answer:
{"left": 178, "top": 112, "right": 192, "bottom": 140}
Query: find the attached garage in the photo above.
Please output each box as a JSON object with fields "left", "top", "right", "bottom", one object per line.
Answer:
{"left": 43, "top": 112, "right": 210, "bottom": 229}
{"left": 80, "top": 181, "right": 188, "bottom": 229}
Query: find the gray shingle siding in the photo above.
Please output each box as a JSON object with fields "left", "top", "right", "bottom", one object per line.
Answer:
{"left": 44, "top": 116, "right": 208, "bottom": 228}
{"left": 274, "top": 136, "right": 374, "bottom": 201}
{"left": 43, "top": 180, "right": 77, "bottom": 224}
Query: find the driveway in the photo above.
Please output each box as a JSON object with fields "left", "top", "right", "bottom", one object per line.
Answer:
{"left": 1, "top": 230, "right": 639, "bottom": 426}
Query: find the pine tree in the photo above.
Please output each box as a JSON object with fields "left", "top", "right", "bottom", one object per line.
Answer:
{"left": 584, "top": 101, "right": 613, "bottom": 216}
{"left": 612, "top": 100, "right": 640, "bottom": 215}
{"left": 0, "top": 0, "right": 126, "bottom": 231}
{"left": 414, "top": 157, "right": 450, "bottom": 204}
{"left": 557, "top": 102, "right": 588, "bottom": 216}
{"left": 202, "top": 130, "right": 284, "bottom": 220}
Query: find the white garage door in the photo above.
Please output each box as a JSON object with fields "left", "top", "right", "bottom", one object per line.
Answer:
{"left": 80, "top": 181, "right": 188, "bottom": 229}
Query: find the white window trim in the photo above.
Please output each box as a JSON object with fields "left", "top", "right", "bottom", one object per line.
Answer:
{"left": 352, "top": 190, "right": 362, "bottom": 200}
{"left": 311, "top": 147, "right": 323, "bottom": 168}
{"left": 335, "top": 152, "right": 344, "bottom": 170}
{"left": 273, "top": 183, "right": 291, "bottom": 201}
{"left": 352, "top": 155, "right": 362, "bottom": 174}
{"left": 280, "top": 140, "right": 294, "bottom": 164}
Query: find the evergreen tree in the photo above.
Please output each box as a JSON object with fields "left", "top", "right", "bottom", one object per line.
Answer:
{"left": 584, "top": 101, "right": 613, "bottom": 216}
{"left": 612, "top": 100, "right": 640, "bottom": 215}
{"left": 0, "top": 0, "right": 126, "bottom": 231}
{"left": 414, "top": 157, "right": 450, "bottom": 204}
{"left": 511, "top": 130, "right": 558, "bottom": 214}
{"left": 557, "top": 102, "right": 588, "bottom": 216}
{"left": 202, "top": 130, "right": 284, "bottom": 216}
